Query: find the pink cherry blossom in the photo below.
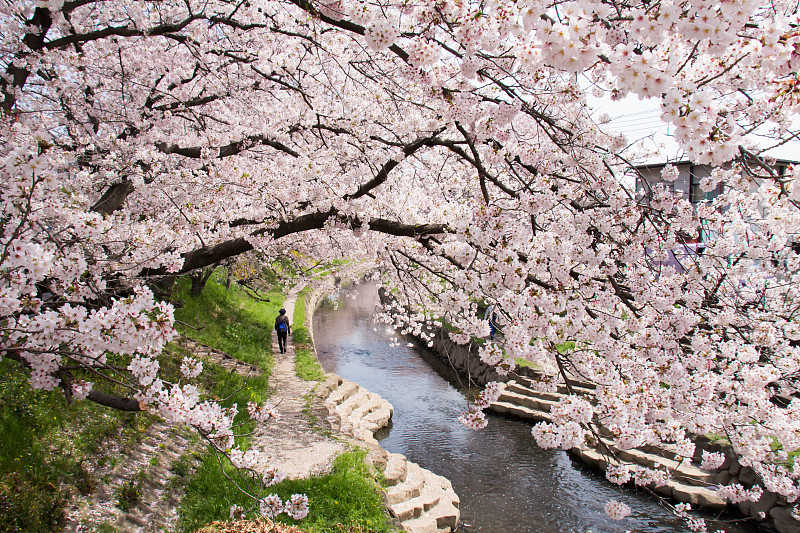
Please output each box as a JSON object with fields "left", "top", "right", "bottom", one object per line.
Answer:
{"left": 604, "top": 500, "right": 632, "bottom": 520}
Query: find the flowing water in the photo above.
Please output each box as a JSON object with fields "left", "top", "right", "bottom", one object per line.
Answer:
{"left": 313, "top": 281, "right": 764, "bottom": 533}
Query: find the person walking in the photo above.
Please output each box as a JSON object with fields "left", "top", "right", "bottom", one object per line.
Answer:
{"left": 275, "top": 308, "right": 291, "bottom": 353}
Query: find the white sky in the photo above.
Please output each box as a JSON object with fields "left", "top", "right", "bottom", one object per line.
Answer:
{"left": 587, "top": 93, "right": 800, "bottom": 165}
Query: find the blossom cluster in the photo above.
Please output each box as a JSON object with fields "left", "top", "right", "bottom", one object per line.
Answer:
{"left": 604, "top": 500, "right": 631, "bottom": 520}
{"left": 715, "top": 483, "right": 763, "bottom": 504}
{"left": 180, "top": 356, "right": 203, "bottom": 379}
{"left": 248, "top": 401, "right": 279, "bottom": 423}
{"left": 700, "top": 451, "right": 726, "bottom": 471}
{"left": 459, "top": 381, "right": 502, "bottom": 430}
{"left": 458, "top": 409, "right": 488, "bottom": 430}
{"left": 259, "top": 493, "right": 309, "bottom": 520}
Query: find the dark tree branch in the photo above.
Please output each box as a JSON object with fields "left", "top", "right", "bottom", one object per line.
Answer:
{"left": 91, "top": 180, "right": 136, "bottom": 215}
{"left": 176, "top": 210, "right": 448, "bottom": 274}
{"left": 1, "top": 7, "right": 53, "bottom": 112}
{"left": 345, "top": 127, "right": 447, "bottom": 200}
{"left": 4, "top": 348, "right": 144, "bottom": 412}
{"left": 42, "top": 15, "right": 204, "bottom": 50}
{"left": 156, "top": 134, "right": 299, "bottom": 159}
{"left": 287, "top": 0, "right": 409, "bottom": 61}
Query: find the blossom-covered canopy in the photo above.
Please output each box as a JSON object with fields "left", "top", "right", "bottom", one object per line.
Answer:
{"left": 3, "top": 0, "right": 800, "bottom": 517}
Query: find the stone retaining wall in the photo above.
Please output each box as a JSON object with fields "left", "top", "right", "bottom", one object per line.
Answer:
{"left": 692, "top": 440, "right": 800, "bottom": 533}
{"left": 418, "top": 325, "right": 509, "bottom": 386}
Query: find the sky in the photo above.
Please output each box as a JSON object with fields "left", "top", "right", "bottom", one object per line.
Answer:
{"left": 588, "top": 93, "right": 800, "bottom": 165}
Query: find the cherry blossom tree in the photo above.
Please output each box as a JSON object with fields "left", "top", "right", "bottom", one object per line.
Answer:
{"left": 2, "top": 0, "right": 800, "bottom": 524}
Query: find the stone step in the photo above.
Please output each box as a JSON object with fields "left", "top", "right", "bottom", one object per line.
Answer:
{"left": 429, "top": 487, "right": 460, "bottom": 531}
{"left": 517, "top": 373, "right": 596, "bottom": 394}
{"left": 318, "top": 376, "right": 459, "bottom": 530}
{"left": 339, "top": 418, "right": 355, "bottom": 437}
{"left": 400, "top": 474, "right": 460, "bottom": 533}
{"left": 570, "top": 447, "right": 726, "bottom": 510}
{"left": 348, "top": 392, "right": 384, "bottom": 421}
{"left": 403, "top": 502, "right": 460, "bottom": 533}
{"left": 400, "top": 514, "right": 438, "bottom": 533}
{"left": 637, "top": 442, "right": 692, "bottom": 463}
{"left": 354, "top": 427, "right": 378, "bottom": 445}
{"left": 669, "top": 480, "right": 727, "bottom": 510}
{"left": 504, "top": 381, "right": 568, "bottom": 403}
{"left": 488, "top": 401, "right": 553, "bottom": 423}
{"left": 390, "top": 470, "right": 447, "bottom": 522}
{"left": 388, "top": 461, "right": 426, "bottom": 505}
{"left": 497, "top": 389, "right": 560, "bottom": 413}
{"left": 385, "top": 453, "right": 408, "bottom": 487}
{"left": 598, "top": 438, "right": 715, "bottom": 487}
{"left": 318, "top": 374, "right": 343, "bottom": 400}
{"left": 362, "top": 403, "right": 393, "bottom": 431}
{"left": 329, "top": 387, "right": 394, "bottom": 444}
{"left": 326, "top": 380, "right": 360, "bottom": 407}
{"left": 505, "top": 380, "right": 598, "bottom": 404}
{"left": 335, "top": 388, "right": 371, "bottom": 418}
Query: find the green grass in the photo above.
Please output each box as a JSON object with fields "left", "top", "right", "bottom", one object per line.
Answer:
{"left": 160, "top": 343, "right": 271, "bottom": 448}
{"left": 706, "top": 433, "right": 732, "bottom": 446}
{"left": 292, "top": 286, "right": 312, "bottom": 345}
{"left": 292, "top": 286, "right": 325, "bottom": 381}
{"left": 296, "top": 347, "right": 326, "bottom": 381}
{"left": 173, "top": 273, "right": 284, "bottom": 370}
{"left": 170, "top": 273, "right": 283, "bottom": 519}
{"left": 0, "top": 360, "right": 154, "bottom": 532}
{"left": 180, "top": 449, "right": 398, "bottom": 533}
{"left": 177, "top": 277, "right": 393, "bottom": 532}
{"left": 514, "top": 358, "right": 540, "bottom": 369}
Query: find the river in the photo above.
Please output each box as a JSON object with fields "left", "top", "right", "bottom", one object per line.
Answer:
{"left": 312, "top": 280, "right": 765, "bottom": 533}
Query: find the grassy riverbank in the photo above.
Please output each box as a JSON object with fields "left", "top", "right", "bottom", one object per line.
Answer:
{"left": 0, "top": 270, "right": 394, "bottom": 533}
{"left": 186, "top": 449, "right": 394, "bottom": 533}
{"left": 293, "top": 286, "right": 325, "bottom": 382}
{"left": 0, "top": 363, "right": 157, "bottom": 532}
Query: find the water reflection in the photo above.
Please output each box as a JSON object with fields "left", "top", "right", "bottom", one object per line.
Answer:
{"left": 313, "top": 281, "right": 763, "bottom": 533}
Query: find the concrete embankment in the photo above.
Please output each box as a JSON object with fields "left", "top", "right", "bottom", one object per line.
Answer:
{"left": 414, "top": 322, "right": 800, "bottom": 533}
{"left": 304, "top": 271, "right": 462, "bottom": 533}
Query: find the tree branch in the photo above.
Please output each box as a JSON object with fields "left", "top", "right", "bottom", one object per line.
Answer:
{"left": 156, "top": 134, "right": 299, "bottom": 159}
{"left": 176, "top": 210, "right": 448, "bottom": 274}
{"left": 345, "top": 127, "right": 448, "bottom": 200}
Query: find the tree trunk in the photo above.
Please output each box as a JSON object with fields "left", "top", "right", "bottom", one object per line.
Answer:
{"left": 190, "top": 267, "right": 215, "bottom": 297}
{"left": 150, "top": 274, "right": 178, "bottom": 300}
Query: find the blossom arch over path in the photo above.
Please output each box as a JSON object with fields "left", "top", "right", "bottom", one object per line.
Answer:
{"left": 2, "top": 0, "right": 800, "bottom": 525}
